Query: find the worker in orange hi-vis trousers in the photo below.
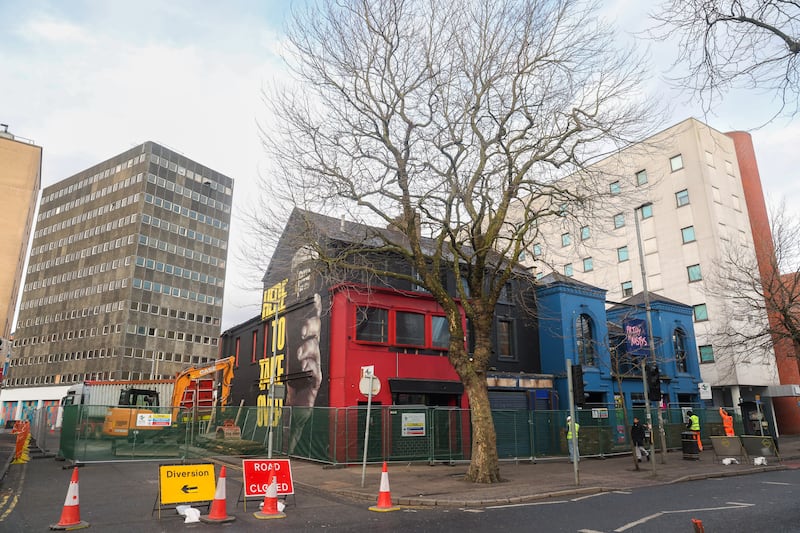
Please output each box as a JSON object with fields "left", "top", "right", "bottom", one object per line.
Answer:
{"left": 719, "top": 407, "right": 735, "bottom": 437}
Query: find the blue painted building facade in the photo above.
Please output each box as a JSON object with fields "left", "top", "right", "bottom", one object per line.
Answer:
{"left": 535, "top": 273, "right": 702, "bottom": 412}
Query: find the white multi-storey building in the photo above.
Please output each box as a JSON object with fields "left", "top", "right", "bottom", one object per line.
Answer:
{"left": 521, "top": 118, "right": 779, "bottom": 427}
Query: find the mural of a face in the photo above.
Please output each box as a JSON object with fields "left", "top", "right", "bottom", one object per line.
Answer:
{"left": 286, "top": 293, "right": 323, "bottom": 408}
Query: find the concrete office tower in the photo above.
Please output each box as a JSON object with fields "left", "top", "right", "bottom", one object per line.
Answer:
{"left": 0, "top": 125, "right": 41, "bottom": 365}
{"left": 8, "top": 142, "right": 233, "bottom": 386}
{"left": 522, "top": 118, "right": 785, "bottom": 431}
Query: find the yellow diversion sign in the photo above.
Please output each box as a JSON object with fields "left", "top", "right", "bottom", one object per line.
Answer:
{"left": 158, "top": 464, "right": 216, "bottom": 505}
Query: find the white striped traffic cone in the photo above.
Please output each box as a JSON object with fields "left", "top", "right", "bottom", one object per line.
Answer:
{"left": 368, "top": 462, "right": 400, "bottom": 512}
{"left": 254, "top": 469, "right": 286, "bottom": 519}
{"left": 200, "top": 466, "right": 236, "bottom": 523}
{"left": 49, "top": 467, "right": 89, "bottom": 530}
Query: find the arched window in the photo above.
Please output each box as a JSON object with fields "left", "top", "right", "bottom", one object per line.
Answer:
{"left": 673, "top": 328, "right": 687, "bottom": 373}
{"left": 575, "top": 313, "right": 596, "bottom": 366}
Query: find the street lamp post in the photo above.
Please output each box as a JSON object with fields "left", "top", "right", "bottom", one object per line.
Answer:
{"left": 633, "top": 202, "right": 668, "bottom": 465}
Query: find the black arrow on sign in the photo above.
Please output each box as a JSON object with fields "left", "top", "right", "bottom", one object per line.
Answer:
{"left": 181, "top": 485, "right": 198, "bottom": 493}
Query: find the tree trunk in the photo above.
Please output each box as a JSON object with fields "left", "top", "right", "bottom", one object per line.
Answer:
{"left": 463, "top": 372, "right": 501, "bottom": 483}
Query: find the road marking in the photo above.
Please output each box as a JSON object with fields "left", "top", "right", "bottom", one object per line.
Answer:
{"left": 761, "top": 481, "right": 790, "bottom": 485}
{"left": 571, "top": 493, "right": 606, "bottom": 502}
{"left": 0, "top": 464, "right": 26, "bottom": 522}
{"left": 614, "top": 502, "right": 754, "bottom": 531}
{"left": 486, "top": 500, "right": 569, "bottom": 509}
{"left": 613, "top": 490, "right": 632, "bottom": 495}
{"left": 615, "top": 512, "right": 663, "bottom": 531}
{"left": 578, "top": 529, "right": 606, "bottom": 533}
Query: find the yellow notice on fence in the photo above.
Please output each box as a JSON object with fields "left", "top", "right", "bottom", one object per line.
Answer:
{"left": 158, "top": 464, "right": 216, "bottom": 505}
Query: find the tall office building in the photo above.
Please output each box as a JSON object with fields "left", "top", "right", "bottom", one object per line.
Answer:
{"left": 7, "top": 142, "right": 233, "bottom": 387}
{"left": 0, "top": 125, "right": 41, "bottom": 343}
{"left": 522, "top": 118, "right": 791, "bottom": 431}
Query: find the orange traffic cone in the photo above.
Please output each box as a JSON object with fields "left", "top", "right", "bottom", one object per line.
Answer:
{"left": 49, "top": 467, "right": 89, "bottom": 530}
{"left": 368, "top": 461, "right": 400, "bottom": 512}
{"left": 254, "top": 469, "right": 286, "bottom": 520}
{"left": 200, "top": 466, "right": 236, "bottom": 524}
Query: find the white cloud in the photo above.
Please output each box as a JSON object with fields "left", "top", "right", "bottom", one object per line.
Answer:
{"left": 20, "top": 17, "right": 95, "bottom": 44}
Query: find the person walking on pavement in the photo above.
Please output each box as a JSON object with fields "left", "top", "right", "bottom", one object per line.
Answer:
{"left": 687, "top": 410, "right": 703, "bottom": 451}
{"left": 719, "top": 407, "right": 735, "bottom": 437}
{"left": 566, "top": 415, "right": 580, "bottom": 463}
{"left": 631, "top": 417, "right": 650, "bottom": 462}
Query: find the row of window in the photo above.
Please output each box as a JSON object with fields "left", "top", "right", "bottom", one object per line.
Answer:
{"left": 12, "top": 346, "right": 214, "bottom": 370}
{"left": 355, "top": 307, "right": 451, "bottom": 349}
{"left": 147, "top": 152, "right": 232, "bottom": 196}
{"left": 131, "top": 277, "right": 219, "bottom": 306}
{"left": 141, "top": 212, "right": 227, "bottom": 250}
{"left": 125, "top": 323, "right": 217, "bottom": 345}
{"left": 40, "top": 158, "right": 148, "bottom": 215}
{"left": 137, "top": 234, "right": 225, "bottom": 269}
{"left": 20, "top": 276, "right": 129, "bottom": 311}
{"left": 145, "top": 172, "right": 230, "bottom": 216}
{"left": 143, "top": 192, "right": 228, "bottom": 232}
{"left": 36, "top": 188, "right": 141, "bottom": 241}
{"left": 32, "top": 194, "right": 141, "bottom": 256}
{"left": 134, "top": 256, "right": 223, "bottom": 287}
{"left": 26, "top": 254, "right": 133, "bottom": 294}
{"left": 17, "top": 322, "right": 123, "bottom": 347}
{"left": 27, "top": 215, "right": 138, "bottom": 275}
{"left": 17, "top": 300, "right": 127, "bottom": 330}
{"left": 129, "top": 300, "right": 220, "bottom": 325}
{"left": 352, "top": 306, "right": 519, "bottom": 361}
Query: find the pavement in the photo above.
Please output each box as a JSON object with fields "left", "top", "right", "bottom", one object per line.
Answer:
{"left": 1, "top": 428, "right": 799, "bottom": 508}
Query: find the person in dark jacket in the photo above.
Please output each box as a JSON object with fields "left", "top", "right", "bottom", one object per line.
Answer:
{"left": 631, "top": 417, "right": 650, "bottom": 462}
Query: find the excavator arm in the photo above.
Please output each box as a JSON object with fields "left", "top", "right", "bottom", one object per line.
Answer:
{"left": 170, "top": 356, "right": 235, "bottom": 417}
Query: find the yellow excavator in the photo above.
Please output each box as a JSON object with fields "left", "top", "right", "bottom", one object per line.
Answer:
{"left": 102, "top": 357, "right": 236, "bottom": 439}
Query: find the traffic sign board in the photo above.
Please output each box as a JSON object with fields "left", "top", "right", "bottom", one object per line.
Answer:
{"left": 242, "top": 458, "right": 294, "bottom": 497}
{"left": 158, "top": 463, "right": 216, "bottom": 505}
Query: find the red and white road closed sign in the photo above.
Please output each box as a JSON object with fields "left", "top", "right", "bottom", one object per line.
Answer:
{"left": 242, "top": 458, "right": 294, "bottom": 497}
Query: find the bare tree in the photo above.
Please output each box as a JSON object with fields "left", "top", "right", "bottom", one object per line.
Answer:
{"left": 708, "top": 201, "right": 800, "bottom": 372}
{"left": 249, "top": 0, "right": 657, "bottom": 483}
{"left": 650, "top": 0, "right": 800, "bottom": 121}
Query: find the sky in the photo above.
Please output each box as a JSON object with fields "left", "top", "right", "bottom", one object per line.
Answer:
{"left": 1, "top": 0, "right": 798, "bottom": 331}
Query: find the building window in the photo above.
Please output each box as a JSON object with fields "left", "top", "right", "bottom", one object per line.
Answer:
{"left": 732, "top": 194, "right": 741, "bottom": 211}
{"left": 641, "top": 204, "right": 653, "bottom": 219}
{"left": 396, "top": 311, "right": 425, "bottom": 346}
{"left": 670, "top": 154, "right": 684, "bottom": 172}
{"left": 533, "top": 243, "right": 542, "bottom": 257}
{"left": 673, "top": 328, "right": 688, "bottom": 373}
{"left": 561, "top": 233, "right": 571, "bottom": 247}
{"left": 636, "top": 169, "right": 648, "bottom": 186}
{"left": 576, "top": 313, "right": 596, "bottom": 366}
{"left": 497, "top": 318, "right": 516, "bottom": 361}
{"left": 580, "top": 226, "right": 591, "bottom": 240}
{"left": 676, "top": 189, "right": 690, "bottom": 207}
{"left": 687, "top": 264, "right": 702, "bottom": 282}
{"left": 699, "top": 345, "right": 715, "bottom": 363}
{"left": 681, "top": 226, "right": 696, "bottom": 243}
{"left": 431, "top": 316, "right": 450, "bottom": 348}
{"left": 613, "top": 213, "right": 625, "bottom": 229}
{"left": 355, "top": 307, "right": 388, "bottom": 343}
{"left": 693, "top": 303, "right": 709, "bottom": 322}
{"left": 621, "top": 281, "right": 633, "bottom": 297}
{"left": 610, "top": 181, "right": 621, "bottom": 195}
{"left": 564, "top": 264, "right": 573, "bottom": 277}
{"left": 251, "top": 330, "right": 258, "bottom": 363}
{"left": 617, "top": 246, "right": 629, "bottom": 262}
{"left": 583, "top": 257, "right": 593, "bottom": 272}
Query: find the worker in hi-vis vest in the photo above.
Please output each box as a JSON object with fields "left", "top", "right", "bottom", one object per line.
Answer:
{"left": 566, "top": 415, "right": 580, "bottom": 463}
{"left": 686, "top": 410, "right": 703, "bottom": 451}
